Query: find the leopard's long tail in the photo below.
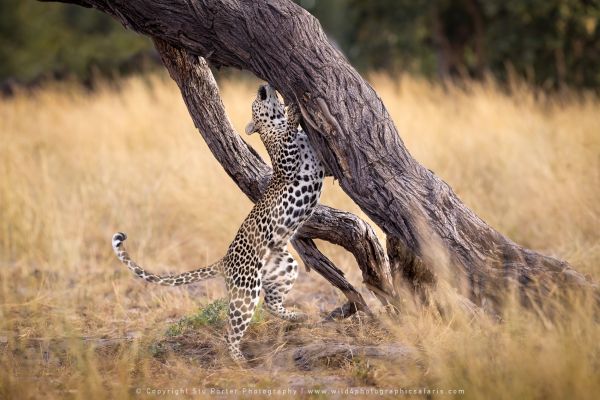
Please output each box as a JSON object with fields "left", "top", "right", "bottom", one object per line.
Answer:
{"left": 111, "top": 232, "right": 222, "bottom": 286}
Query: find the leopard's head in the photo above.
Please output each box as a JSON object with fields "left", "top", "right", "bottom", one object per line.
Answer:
{"left": 245, "top": 84, "right": 285, "bottom": 136}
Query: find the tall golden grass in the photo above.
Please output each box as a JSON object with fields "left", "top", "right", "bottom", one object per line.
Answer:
{"left": 0, "top": 74, "right": 598, "bottom": 399}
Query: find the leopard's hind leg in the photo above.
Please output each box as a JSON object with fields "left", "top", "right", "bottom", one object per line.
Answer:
{"left": 262, "top": 249, "right": 307, "bottom": 322}
{"left": 223, "top": 257, "right": 262, "bottom": 362}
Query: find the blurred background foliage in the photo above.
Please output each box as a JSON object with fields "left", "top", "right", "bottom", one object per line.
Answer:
{"left": 1, "top": 0, "right": 599, "bottom": 89}
{"left": 0, "top": 0, "right": 154, "bottom": 87}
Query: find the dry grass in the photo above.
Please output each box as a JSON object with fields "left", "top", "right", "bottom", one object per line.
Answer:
{"left": 0, "top": 73, "right": 598, "bottom": 399}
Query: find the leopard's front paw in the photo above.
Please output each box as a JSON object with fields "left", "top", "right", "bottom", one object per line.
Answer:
{"left": 286, "top": 103, "right": 302, "bottom": 128}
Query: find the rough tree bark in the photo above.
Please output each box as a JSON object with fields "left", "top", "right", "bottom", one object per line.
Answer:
{"left": 42, "top": 0, "right": 598, "bottom": 313}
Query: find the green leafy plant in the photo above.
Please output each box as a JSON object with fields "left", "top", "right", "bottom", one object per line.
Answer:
{"left": 166, "top": 298, "right": 265, "bottom": 337}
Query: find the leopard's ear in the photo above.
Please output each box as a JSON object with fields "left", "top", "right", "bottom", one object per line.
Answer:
{"left": 245, "top": 121, "right": 256, "bottom": 135}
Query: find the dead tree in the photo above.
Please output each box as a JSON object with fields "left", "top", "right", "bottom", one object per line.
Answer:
{"left": 41, "top": 0, "right": 597, "bottom": 316}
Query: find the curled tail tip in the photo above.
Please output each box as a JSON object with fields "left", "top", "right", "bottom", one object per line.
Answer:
{"left": 112, "top": 232, "right": 127, "bottom": 250}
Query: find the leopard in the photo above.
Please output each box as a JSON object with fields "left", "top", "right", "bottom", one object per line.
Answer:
{"left": 111, "top": 84, "right": 325, "bottom": 362}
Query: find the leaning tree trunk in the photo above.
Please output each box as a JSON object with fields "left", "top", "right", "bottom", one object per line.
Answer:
{"left": 42, "top": 0, "right": 597, "bottom": 314}
{"left": 152, "top": 39, "right": 395, "bottom": 318}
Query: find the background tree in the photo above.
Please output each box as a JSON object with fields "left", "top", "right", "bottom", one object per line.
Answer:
{"left": 343, "top": 0, "right": 600, "bottom": 87}
{"left": 2, "top": 0, "right": 599, "bottom": 89}
{"left": 0, "top": 0, "right": 153, "bottom": 87}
